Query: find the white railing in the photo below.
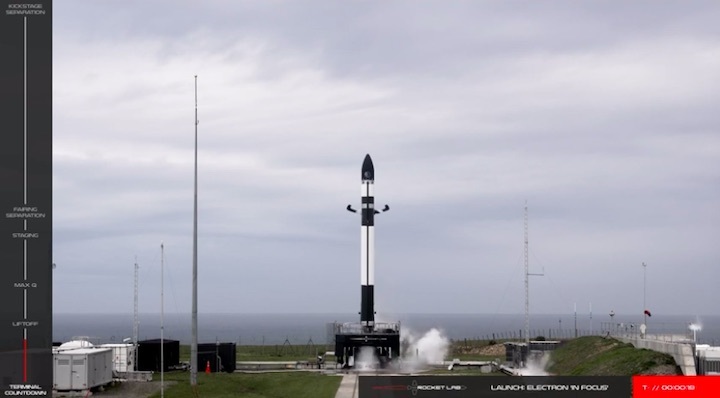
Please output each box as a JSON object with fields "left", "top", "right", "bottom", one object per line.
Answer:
{"left": 601, "top": 322, "right": 696, "bottom": 343}
{"left": 332, "top": 321, "right": 401, "bottom": 335}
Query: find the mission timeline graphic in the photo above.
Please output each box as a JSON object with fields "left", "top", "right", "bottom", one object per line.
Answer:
{"left": 0, "top": 0, "right": 53, "bottom": 394}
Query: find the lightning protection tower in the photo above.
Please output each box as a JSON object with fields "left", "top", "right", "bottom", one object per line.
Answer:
{"left": 524, "top": 201, "right": 543, "bottom": 344}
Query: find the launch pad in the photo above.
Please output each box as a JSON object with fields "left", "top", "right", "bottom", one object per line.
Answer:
{"left": 332, "top": 322, "right": 401, "bottom": 368}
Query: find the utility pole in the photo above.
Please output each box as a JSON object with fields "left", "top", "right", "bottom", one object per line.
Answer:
{"left": 133, "top": 257, "right": 139, "bottom": 371}
{"left": 160, "top": 243, "right": 165, "bottom": 398}
{"left": 190, "top": 75, "right": 199, "bottom": 386}
{"left": 642, "top": 262, "right": 647, "bottom": 326}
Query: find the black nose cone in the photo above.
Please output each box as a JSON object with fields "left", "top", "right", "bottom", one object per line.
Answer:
{"left": 361, "top": 154, "right": 374, "bottom": 181}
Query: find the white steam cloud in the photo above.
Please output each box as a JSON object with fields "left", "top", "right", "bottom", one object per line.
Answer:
{"left": 401, "top": 328, "right": 450, "bottom": 367}
{"left": 517, "top": 353, "right": 551, "bottom": 376}
{"left": 354, "top": 346, "right": 380, "bottom": 371}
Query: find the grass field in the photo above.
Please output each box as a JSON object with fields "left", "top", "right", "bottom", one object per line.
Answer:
{"left": 148, "top": 371, "right": 342, "bottom": 398}
{"left": 547, "top": 336, "right": 680, "bottom": 376}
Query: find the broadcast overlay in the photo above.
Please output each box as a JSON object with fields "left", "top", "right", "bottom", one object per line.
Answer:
{"left": 0, "top": 1, "right": 53, "bottom": 395}
{"left": 359, "top": 376, "right": 720, "bottom": 398}
{"left": 1, "top": 2, "right": 718, "bottom": 398}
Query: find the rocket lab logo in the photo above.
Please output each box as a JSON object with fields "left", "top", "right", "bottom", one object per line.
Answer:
{"left": 372, "top": 379, "right": 468, "bottom": 396}
{"left": 408, "top": 380, "right": 421, "bottom": 396}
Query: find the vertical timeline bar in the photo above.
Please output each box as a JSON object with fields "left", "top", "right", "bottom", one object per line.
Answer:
{"left": 24, "top": 17, "right": 27, "bottom": 205}
{"left": 0, "top": 1, "right": 53, "bottom": 394}
{"left": 24, "top": 240, "right": 27, "bottom": 280}
{"left": 22, "top": 329, "right": 27, "bottom": 383}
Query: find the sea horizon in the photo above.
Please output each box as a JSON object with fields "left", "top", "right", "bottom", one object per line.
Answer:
{"left": 53, "top": 312, "right": 720, "bottom": 346}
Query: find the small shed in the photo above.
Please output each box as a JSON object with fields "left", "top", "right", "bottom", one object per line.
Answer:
{"left": 99, "top": 343, "right": 136, "bottom": 373}
{"left": 137, "top": 339, "right": 179, "bottom": 372}
{"left": 53, "top": 348, "right": 113, "bottom": 391}
{"left": 197, "top": 342, "right": 236, "bottom": 373}
{"left": 696, "top": 345, "right": 720, "bottom": 375}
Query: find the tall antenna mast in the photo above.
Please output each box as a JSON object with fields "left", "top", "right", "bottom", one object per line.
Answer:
{"left": 524, "top": 201, "right": 529, "bottom": 344}
{"left": 133, "top": 257, "right": 139, "bottom": 371}
{"left": 524, "top": 201, "right": 543, "bottom": 345}
{"left": 160, "top": 243, "right": 165, "bottom": 398}
{"left": 190, "top": 75, "right": 199, "bottom": 386}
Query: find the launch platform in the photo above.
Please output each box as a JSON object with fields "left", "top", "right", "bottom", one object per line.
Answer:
{"left": 331, "top": 322, "right": 401, "bottom": 368}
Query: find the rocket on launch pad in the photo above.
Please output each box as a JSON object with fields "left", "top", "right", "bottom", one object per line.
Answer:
{"left": 347, "top": 154, "right": 390, "bottom": 331}
{"left": 334, "top": 154, "right": 400, "bottom": 368}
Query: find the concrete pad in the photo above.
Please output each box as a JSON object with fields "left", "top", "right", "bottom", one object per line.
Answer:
{"left": 334, "top": 373, "right": 358, "bottom": 398}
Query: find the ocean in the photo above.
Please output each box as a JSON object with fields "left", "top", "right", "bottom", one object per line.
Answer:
{"left": 53, "top": 313, "right": 720, "bottom": 346}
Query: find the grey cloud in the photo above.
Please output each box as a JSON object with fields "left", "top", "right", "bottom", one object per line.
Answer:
{"left": 51, "top": 1, "right": 720, "bottom": 316}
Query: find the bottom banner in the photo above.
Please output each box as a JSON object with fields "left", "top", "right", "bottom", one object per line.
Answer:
{"left": 359, "top": 376, "right": 630, "bottom": 397}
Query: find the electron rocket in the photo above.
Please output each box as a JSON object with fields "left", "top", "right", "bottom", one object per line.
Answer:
{"left": 347, "top": 154, "right": 389, "bottom": 331}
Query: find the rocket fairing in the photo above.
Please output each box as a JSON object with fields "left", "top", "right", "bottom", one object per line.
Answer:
{"left": 347, "top": 154, "right": 389, "bottom": 330}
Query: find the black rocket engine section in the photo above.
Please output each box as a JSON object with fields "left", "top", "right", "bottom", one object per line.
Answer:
{"left": 360, "top": 285, "right": 374, "bottom": 328}
{"left": 336, "top": 154, "right": 400, "bottom": 369}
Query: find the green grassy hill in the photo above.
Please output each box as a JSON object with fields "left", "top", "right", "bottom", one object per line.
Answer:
{"left": 547, "top": 336, "right": 681, "bottom": 376}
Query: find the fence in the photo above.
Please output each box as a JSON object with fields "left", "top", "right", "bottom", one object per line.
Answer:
{"left": 455, "top": 328, "right": 601, "bottom": 342}
{"left": 600, "top": 321, "right": 697, "bottom": 343}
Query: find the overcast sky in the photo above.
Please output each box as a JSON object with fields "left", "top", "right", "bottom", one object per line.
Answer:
{"left": 52, "top": 1, "right": 720, "bottom": 317}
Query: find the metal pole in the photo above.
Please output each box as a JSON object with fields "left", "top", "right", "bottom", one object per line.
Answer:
{"left": 524, "top": 202, "right": 529, "bottom": 344}
{"left": 190, "top": 75, "right": 199, "bottom": 385}
{"left": 160, "top": 243, "right": 164, "bottom": 398}
{"left": 574, "top": 303, "right": 577, "bottom": 338}
{"left": 642, "top": 262, "right": 647, "bottom": 326}
{"left": 133, "top": 258, "right": 139, "bottom": 371}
